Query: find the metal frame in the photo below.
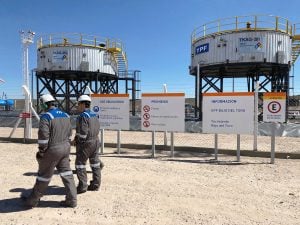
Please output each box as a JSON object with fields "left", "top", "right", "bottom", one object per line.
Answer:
{"left": 118, "top": 70, "right": 141, "bottom": 115}
{"left": 36, "top": 70, "right": 141, "bottom": 114}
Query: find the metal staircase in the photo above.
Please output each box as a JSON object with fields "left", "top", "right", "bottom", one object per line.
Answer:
{"left": 292, "top": 34, "right": 300, "bottom": 63}
{"left": 107, "top": 41, "right": 141, "bottom": 115}
{"left": 290, "top": 26, "right": 300, "bottom": 100}
{"left": 107, "top": 43, "right": 128, "bottom": 75}
{"left": 118, "top": 70, "right": 141, "bottom": 115}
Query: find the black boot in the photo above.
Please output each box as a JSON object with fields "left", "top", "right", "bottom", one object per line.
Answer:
{"left": 60, "top": 200, "right": 77, "bottom": 208}
{"left": 87, "top": 181, "right": 99, "bottom": 191}
{"left": 21, "top": 193, "right": 40, "bottom": 208}
{"left": 77, "top": 186, "right": 87, "bottom": 194}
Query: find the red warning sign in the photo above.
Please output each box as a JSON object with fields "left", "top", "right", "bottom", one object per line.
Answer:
{"left": 143, "top": 105, "right": 150, "bottom": 112}
{"left": 143, "top": 121, "right": 150, "bottom": 127}
{"left": 263, "top": 92, "right": 286, "bottom": 123}
{"left": 19, "top": 112, "right": 31, "bottom": 118}
{"left": 143, "top": 113, "right": 150, "bottom": 120}
{"left": 267, "top": 101, "right": 281, "bottom": 114}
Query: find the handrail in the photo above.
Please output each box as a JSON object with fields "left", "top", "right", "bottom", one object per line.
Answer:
{"left": 191, "top": 14, "right": 294, "bottom": 43}
{"left": 293, "top": 23, "right": 300, "bottom": 39}
{"left": 36, "top": 33, "right": 125, "bottom": 53}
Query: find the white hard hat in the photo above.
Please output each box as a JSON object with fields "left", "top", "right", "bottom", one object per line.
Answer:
{"left": 40, "top": 94, "right": 55, "bottom": 104}
{"left": 78, "top": 95, "right": 91, "bottom": 102}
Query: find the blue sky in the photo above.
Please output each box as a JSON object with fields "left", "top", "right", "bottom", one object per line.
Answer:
{"left": 0, "top": 0, "right": 300, "bottom": 99}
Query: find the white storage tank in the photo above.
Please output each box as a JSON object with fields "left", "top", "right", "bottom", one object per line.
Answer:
{"left": 36, "top": 33, "right": 126, "bottom": 75}
{"left": 190, "top": 15, "right": 294, "bottom": 75}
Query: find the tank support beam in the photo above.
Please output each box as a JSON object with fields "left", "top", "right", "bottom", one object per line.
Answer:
{"left": 36, "top": 70, "right": 141, "bottom": 114}
{"left": 36, "top": 72, "right": 118, "bottom": 113}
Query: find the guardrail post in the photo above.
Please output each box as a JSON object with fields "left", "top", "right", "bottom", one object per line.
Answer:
{"left": 152, "top": 131, "right": 156, "bottom": 158}
{"left": 237, "top": 134, "right": 240, "bottom": 162}
{"left": 214, "top": 133, "right": 218, "bottom": 161}
{"left": 117, "top": 129, "right": 121, "bottom": 155}
{"left": 170, "top": 132, "right": 174, "bottom": 158}
{"left": 270, "top": 123, "right": 276, "bottom": 164}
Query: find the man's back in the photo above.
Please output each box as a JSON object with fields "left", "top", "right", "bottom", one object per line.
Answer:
{"left": 39, "top": 108, "right": 72, "bottom": 147}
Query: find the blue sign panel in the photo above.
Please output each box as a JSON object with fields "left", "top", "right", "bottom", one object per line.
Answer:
{"left": 195, "top": 43, "right": 209, "bottom": 54}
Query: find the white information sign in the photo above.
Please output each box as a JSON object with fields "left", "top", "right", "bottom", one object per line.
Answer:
{"left": 263, "top": 92, "right": 286, "bottom": 123}
{"left": 141, "top": 93, "right": 185, "bottom": 132}
{"left": 52, "top": 50, "right": 68, "bottom": 63}
{"left": 202, "top": 92, "right": 254, "bottom": 134}
{"left": 91, "top": 94, "right": 129, "bottom": 130}
{"left": 239, "top": 36, "right": 265, "bottom": 53}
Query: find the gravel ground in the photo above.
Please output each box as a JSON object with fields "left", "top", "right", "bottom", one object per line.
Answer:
{"left": 0, "top": 140, "right": 299, "bottom": 225}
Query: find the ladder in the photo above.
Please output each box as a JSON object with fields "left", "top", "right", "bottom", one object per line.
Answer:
{"left": 107, "top": 46, "right": 128, "bottom": 74}
{"left": 292, "top": 34, "right": 300, "bottom": 63}
{"left": 290, "top": 32, "right": 300, "bottom": 105}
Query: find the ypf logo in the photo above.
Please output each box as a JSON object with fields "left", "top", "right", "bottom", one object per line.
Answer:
{"left": 267, "top": 101, "right": 281, "bottom": 114}
{"left": 195, "top": 43, "right": 209, "bottom": 54}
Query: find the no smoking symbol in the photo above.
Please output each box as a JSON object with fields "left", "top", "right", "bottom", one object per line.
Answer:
{"left": 143, "top": 121, "right": 150, "bottom": 127}
{"left": 268, "top": 101, "right": 281, "bottom": 114}
{"left": 143, "top": 105, "right": 150, "bottom": 112}
{"left": 143, "top": 113, "right": 150, "bottom": 120}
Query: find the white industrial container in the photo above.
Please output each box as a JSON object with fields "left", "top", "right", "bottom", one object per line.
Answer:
{"left": 190, "top": 15, "right": 294, "bottom": 71}
{"left": 37, "top": 46, "right": 117, "bottom": 74}
{"left": 191, "top": 30, "right": 291, "bottom": 67}
{"left": 36, "top": 33, "right": 125, "bottom": 75}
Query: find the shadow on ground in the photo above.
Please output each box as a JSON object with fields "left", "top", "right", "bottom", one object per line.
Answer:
{"left": 164, "top": 158, "right": 270, "bottom": 165}
{"left": 0, "top": 197, "right": 60, "bottom": 213}
{"left": 1, "top": 185, "right": 67, "bottom": 213}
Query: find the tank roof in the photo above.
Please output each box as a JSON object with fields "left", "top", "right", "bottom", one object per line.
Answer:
{"left": 192, "top": 15, "right": 293, "bottom": 43}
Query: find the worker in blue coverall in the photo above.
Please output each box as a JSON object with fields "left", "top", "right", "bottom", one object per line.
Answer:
{"left": 22, "top": 94, "right": 77, "bottom": 208}
{"left": 72, "top": 95, "right": 103, "bottom": 194}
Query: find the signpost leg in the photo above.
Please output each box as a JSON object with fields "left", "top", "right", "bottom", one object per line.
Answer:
{"left": 214, "top": 133, "right": 218, "bottom": 161}
{"left": 270, "top": 123, "right": 276, "bottom": 164}
{"left": 117, "top": 129, "right": 121, "bottom": 155}
{"left": 253, "top": 81, "right": 259, "bottom": 151}
{"left": 170, "top": 131, "right": 174, "bottom": 158}
{"left": 237, "top": 134, "right": 240, "bottom": 162}
{"left": 23, "top": 118, "right": 26, "bottom": 143}
{"left": 100, "top": 129, "right": 104, "bottom": 154}
{"left": 152, "top": 131, "right": 156, "bottom": 158}
{"left": 164, "top": 131, "right": 168, "bottom": 147}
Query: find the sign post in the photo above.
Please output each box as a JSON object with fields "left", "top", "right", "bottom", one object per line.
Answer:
{"left": 202, "top": 92, "right": 254, "bottom": 134}
{"left": 202, "top": 92, "right": 255, "bottom": 161}
{"left": 263, "top": 92, "right": 286, "bottom": 164}
{"left": 141, "top": 93, "right": 185, "bottom": 157}
{"left": 91, "top": 94, "right": 130, "bottom": 155}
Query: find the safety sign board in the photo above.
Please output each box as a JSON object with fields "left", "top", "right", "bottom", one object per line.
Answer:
{"left": 91, "top": 94, "right": 129, "bottom": 130}
{"left": 19, "top": 112, "right": 31, "bottom": 118}
{"left": 141, "top": 93, "right": 185, "bottom": 132}
{"left": 202, "top": 92, "right": 254, "bottom": 134}
{"left": 263, "top": 92, "right": 286, "bottom": 123}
